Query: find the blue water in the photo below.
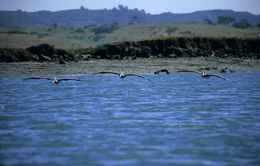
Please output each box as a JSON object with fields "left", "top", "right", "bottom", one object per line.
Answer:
{"left": 0, "top": 73, "right": 260, "bottom": 165}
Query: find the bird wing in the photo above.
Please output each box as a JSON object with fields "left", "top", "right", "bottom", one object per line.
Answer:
{"left": 177, "top": 70, "right": 202, "bottom": 74}
{"left": 59, "top": 78, "right": 82, "bottom": 81}
{"left": 206, "top": 74, "right": 228, "bottom": 80}
{"left": 92, "top": 71, "right": 120, "bottom": 75}
{"left": 163, "top": 69, "right": 170, "bottom": 74}
{"left": 25, "top": 77, "right": 53, "bottom": 80}
{"left": 154, "top": 69, "right": 170, "bottom": 74}
{"left": 125, "top": 74, "right": 153, "bottom": 82}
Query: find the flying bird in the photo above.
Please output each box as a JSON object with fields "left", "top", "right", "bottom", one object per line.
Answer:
{"left": 177, "top": 70, "right": 228, "bottom": 80}
{"left": 154, "top": 69, "right": 170, "bottom": 74}
{"left": 25, "top": 77, "right": 82, "bottom": 84}
{"left": 93, "top": 71, "right": 152, "bottom": 82}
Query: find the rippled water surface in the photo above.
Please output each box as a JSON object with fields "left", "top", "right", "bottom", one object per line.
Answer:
{"left": 1, "top": 73, "right": 260, "bottom": 165}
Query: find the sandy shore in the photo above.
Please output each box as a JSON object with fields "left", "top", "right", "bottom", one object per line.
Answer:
{"left": 0, "top": 57, "right": 260, "bottom": 77}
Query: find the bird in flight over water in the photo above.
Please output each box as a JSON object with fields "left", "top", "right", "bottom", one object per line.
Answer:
{"left": 93, "top": 71, "right": 152, "bottom": 82}
{"left": 177, "top": 70, "right": 228, "bottom": 80}
{"left": 25, "top": 77, "right": 82, "bottom": 84}
{"left": 154, "top": 69, "right": 170, "bottom": 74}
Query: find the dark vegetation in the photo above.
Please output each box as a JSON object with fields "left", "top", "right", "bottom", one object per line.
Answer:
{"left": 216, "top": 16, "right": 236, "bottom": 25}
{"left": 83, "top": 36, "right": 260, "bottom": 60}
{"left": 91, "top": 23, "right": 119, "bottom": 34}
{"left": 0, "top": 6, "right": 259, "bottom": 26}
{"left": 205, "top": 16, "right": 253, "bottom": 29}
{"left": 0, "top": 44, "right": 75, "bottom": 63}
{"left": 1, "top": 36, "right": 259, "bottom": 63}
{"left": 233, "top": 19, "right": 252, "bottom": 29}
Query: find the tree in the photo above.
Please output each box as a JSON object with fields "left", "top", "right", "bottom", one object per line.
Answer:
{"left": 132, "top": 16, "right": 138, "bottom": 24}
{"left": 232, "top": 19, "right": 252, "bottom": 29}
{"left": 91, "top": 22, "right": 119, "bottom": 34}
{"left": 204, "top": 18, "right": 213, "bottom": 24}
{"left": 26, "top": 44, "right": 54, "bottom": 58}
{"left": 118, "top": 5, "right": 128, "bottom": 10}
{"left": 80, "top": 6, "right": 85, "bottom": 10}
{"left": 217, "top": 16, "right": 236, "bottom": 25}
{"left": 52, "top": 23, "right": 58, "bottom": 29}
{"left": 166, "top": 27, "right": 178, "bottom": 35}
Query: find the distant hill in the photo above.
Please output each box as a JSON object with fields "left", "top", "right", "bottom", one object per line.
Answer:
{"left": 0, "top": 5, "right": 260, "bottom": 26}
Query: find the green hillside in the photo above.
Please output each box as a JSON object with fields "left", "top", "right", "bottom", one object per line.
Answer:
{"left": 1, "top": 8, "right": 260, "bottom": 26}
{"left": 0, "top": 23, "right": 259, "bottom": 49}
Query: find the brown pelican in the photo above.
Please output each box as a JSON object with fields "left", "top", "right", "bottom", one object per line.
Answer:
{"left": 25, "top": 77, "right": 82, "bottom": 84}
{"left": 177, "top": 70, "right": 228, "bottom": 80}
{"left": 154, "top": 69, "right": 170, "bottom": 74}
{"left": 93, "top": 71, "right": 152, "bottom": 82}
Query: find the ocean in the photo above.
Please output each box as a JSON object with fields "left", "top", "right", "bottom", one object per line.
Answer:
{"left": 0, "top": 72, "right": 260, "bottom": 165}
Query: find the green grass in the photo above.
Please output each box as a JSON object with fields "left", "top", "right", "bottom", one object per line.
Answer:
{"left": 0, "top": 23, "right": 259, "bottom": 49}
{"left": 0, "top": 33, "right": 93, "bottom": 49}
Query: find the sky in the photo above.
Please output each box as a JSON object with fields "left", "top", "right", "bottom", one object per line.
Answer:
{"left": 0, "top": 0, "right": 259, "bottom": 15}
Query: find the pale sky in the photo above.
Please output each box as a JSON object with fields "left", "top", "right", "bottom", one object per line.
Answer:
{"left": 0, "top": 0, "right": 259, "bottom": 15}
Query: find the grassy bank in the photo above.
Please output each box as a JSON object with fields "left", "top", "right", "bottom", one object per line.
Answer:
{"left": 1, "top": 36, "right": 259, "bottom": 63}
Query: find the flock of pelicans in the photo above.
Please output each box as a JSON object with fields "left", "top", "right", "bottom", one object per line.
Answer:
{"left": 25, "top": 69, "right": 228, "bottom": 84}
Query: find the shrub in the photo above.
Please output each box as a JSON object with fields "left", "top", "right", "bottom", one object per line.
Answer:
{"left": 204, "top": 18, "right": 213, "bottom": 24}
{"left": 217, "top": 16, "right": 236, "bottom": 25}
{"left": 54, "top": 49, "right": 75, "bottom": 61}
{"left": 74, "top": 28, "right": 85, "bottom": 33}
{"left": 166, "top": 27, "right": 178, "bottom": 35}
{"left": 0, "top": 48, "right": 34, "bottom": 62}
{"left": 11, "top": 48, "right": 34, "bottom": 61}
{"left": 0, "top": 48, "right": 19, "bottom": 62}
{"left": 91, "top": 22, "right": 119, "bottom": 34}
{"left": 179, "top": 30, "right": 192, "bottom": 35}
{"left": 26, "top": 43, "right": 54, "bottom": 58}
{"left": 232, "top": 19, "right": 252, "bottom": 29}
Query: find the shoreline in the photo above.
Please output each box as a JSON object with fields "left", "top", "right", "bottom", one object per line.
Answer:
{"left": 1, "top": 57, "right": 260, "bottom": 77}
